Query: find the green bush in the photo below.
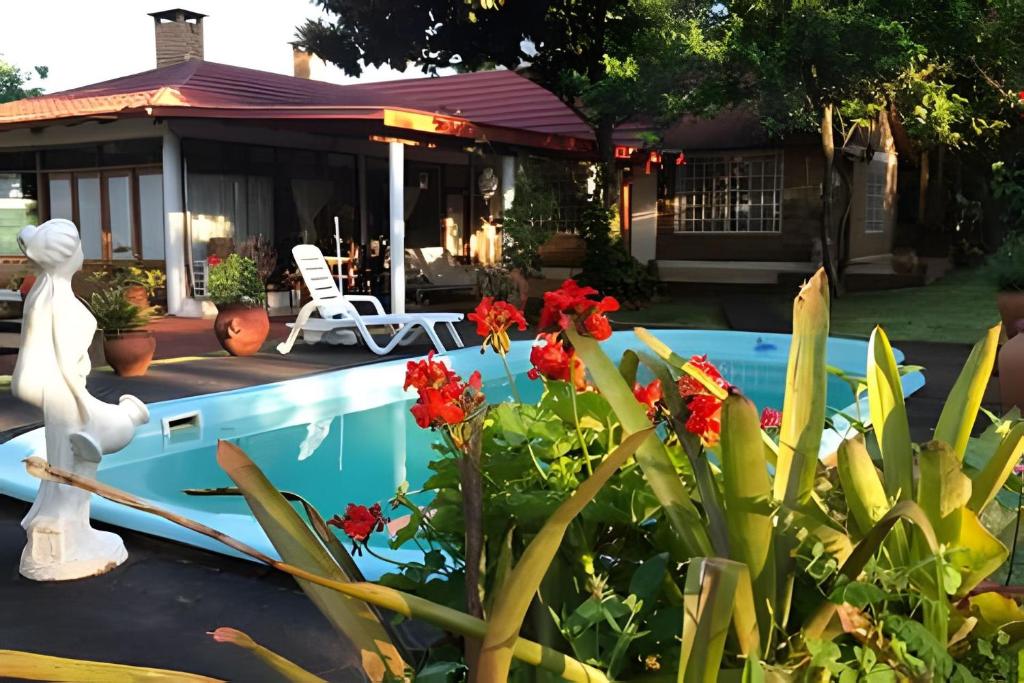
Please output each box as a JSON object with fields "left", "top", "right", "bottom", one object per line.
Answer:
{"left": 207, "top": 254, "right": 265, "bottom": 307}
{"left": 577, "top": 201, "right": 657, "bottom": 303}
{"left": 990, "top": 231, "right": 1024, "bottom": 291}
{"left": 86, "top": 288, "right": 149, "bottom": 337}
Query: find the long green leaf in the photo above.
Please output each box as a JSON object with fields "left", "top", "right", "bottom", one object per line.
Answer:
{"left": 0, "top": 650, "right": 222, "bottom": 682}
{"left": 719, "top": 393, "right": 775, "bottom": 648}
{"left": 803, "top": 501, "right": 939, "bottom": 639}
{"left": 773, "top": 269, "right": 830, "bottom": 506}
{"left": 23, "top": 456, "right": 608, "bottom": 683}
{"left": 917, "top": 441, "right": 972, "bottom": 540}
{"left": 934, "top": 323, "right": 1001, "bottom": 460}
{"left": 969, "top": 421, "right": 1024, "bottom": 513}
{"left": 185, "top": 486, "right": 364, "bottom": 580}
{"left": 679, "top": 558, "right": 745, "bottom": 683}
{"left": 836, "top": 436, "right": 890, "bottom": 537}
{"left": 476, "top": 428, "right": 653, "bottom": 680}
{"left": 568, "top": 327, "right": 712, "bottom": 557}
{"left": 210, "top": 628, "right": 326, "bottom": 682}
{"left": 637, "top": 349, "right": 731, "bottom": 556}
{"left": 867, "top": 326, "right": 914, "bottom": 501}
{"left": 215, "top": 442, "right": 407, "bottom": 681}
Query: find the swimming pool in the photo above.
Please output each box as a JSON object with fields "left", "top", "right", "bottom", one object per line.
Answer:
{"left": 0, "top": 329, "right": 924, "bottom": 578}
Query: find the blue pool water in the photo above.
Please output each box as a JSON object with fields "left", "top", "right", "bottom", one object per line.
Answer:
{"left": 0, "top": 329, "right": 923, "bottom": 578}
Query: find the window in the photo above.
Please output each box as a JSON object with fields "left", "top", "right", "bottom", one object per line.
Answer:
{"left": 187, "top": 173, "right": 273, "bottom": 259}
{"left": 864, "top": 159, "right": 887, "bottom": 234}
{"left": 662, "top": 152, "right": 783, "bottom": 233}
{"left": 0, "top": 173, "right": 38, "bottom": 255}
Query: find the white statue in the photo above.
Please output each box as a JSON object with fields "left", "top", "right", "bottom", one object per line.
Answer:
{"left": 12, "top": 219, "right": 149, "bottom": 581}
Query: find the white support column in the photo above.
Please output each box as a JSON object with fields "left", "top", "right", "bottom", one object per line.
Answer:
{"left": 389, "top": 141, "right": 405, "bottom": 314}
{"left": 500, "top": 155, "right": 517, "bottom": 212}
{"left": 630, "top": 164, "right": 658, "bottom": 264}
{"left": 161, "top": 129, "right": 187, "bottom": 316}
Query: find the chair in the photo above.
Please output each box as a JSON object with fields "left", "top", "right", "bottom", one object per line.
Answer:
{"left": 277, "top": 245, "right": 465, "bottom": 356}
{"left": 406, "top": 247, "right": 478, "bottom": 304}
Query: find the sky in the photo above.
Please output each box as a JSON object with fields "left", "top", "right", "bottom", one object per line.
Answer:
{"left": 0, "top": 0, "right": 423, "bottom": 94}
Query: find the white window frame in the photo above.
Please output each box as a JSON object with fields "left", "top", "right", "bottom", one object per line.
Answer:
{"left": 864, "top": 157, "right": 887, "bottom": 234}
{"left": 669, "top": 151, "right": 784, "bottom": 234}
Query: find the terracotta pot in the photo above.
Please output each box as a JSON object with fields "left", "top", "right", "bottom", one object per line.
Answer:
{"left": 997, "top": 291, "right": 1024, "bottom": 339}
{"left": 214, "top": 303, "right": 270, "bottom": 356}
{"left": 103, "top": 331, "right": 156, "bottom": 377}
{"left": 123, "top": 284, "right": 150, "bottom": 309}
{"left": 1000, "top": 328, "right": 1024, "bottom": 413}
{"left": 539, "top": 232, "right": 586, "bottom": 268}
{"left": 891, "top": 248, "right": 919, "bottom": 275}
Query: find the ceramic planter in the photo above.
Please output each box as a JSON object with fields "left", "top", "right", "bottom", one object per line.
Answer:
{"left": 214, "top": 303, "right": 270, "bottom": 356}
{"left": 997, "top": 290, "right": 1024, "bottom": 339}
{"left": 103, "top": 331, "right": 156, "bottom": 377}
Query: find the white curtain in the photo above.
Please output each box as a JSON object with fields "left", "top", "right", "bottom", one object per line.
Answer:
{"left": 291, "top": 179, "right": 334, "bottom": 242}
{"left": 188, "top": 173, "right": 273, "bottom": 258}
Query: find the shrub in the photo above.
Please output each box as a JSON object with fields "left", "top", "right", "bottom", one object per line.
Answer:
{"left": 990, "top": 231, "right": 1024, "bottom": 291}
{"left": 577, "top": 201, "right": 657, "bottom": 303}
{"left": 207, "top": 254, "right": 265, "bottom": 307}
{"left": 86, "top": 289, "right": 149, "bottom": 337}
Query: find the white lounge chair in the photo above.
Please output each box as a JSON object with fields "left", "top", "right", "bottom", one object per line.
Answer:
{"left": 277, "top": 245, "right": 465, "bottom": 356}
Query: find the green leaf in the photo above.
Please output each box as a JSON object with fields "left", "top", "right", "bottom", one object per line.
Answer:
{"left": 719, "top": 393, "right": 775, "bottom": 648}
{"left": 0, "top": 650, "right": 222, "bottom": 682}
{"left": 476, "top": 427, "right": 653, "bottom": 680}
{"left": 569, "top": 328, "right": 712, "bottom": 557}
{"left": 619, "top": 349, "right": 640, "bottom": 386}
{"left": 968, "top": 421, "right": 1024, "bottom": 513}
{"left": 867, "top": 326, "right": 914, "bottom": 501}
{"left": 215, "top": 442, "right": 407, "bottom": 681}
{"left": 917, "top": 441, "right": 972, "bottom": 538}
{"left": 679, "top": 558, "right": 747, "bottom": 683}
{"left": 210, "top": 628, "right": 326, "bottom": 682}
{"left": 773, "top": 269, "right": 830, "bottom": 505}
{"left": 836, "top": 436, "right": 890, "bottom": 537}
{"left": 934, "top": 324, "right": 1001, "bottom": 460}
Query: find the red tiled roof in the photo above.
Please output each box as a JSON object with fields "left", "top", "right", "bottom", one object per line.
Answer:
{"left": 0, "top": 60, "right": 597, "bottom": 150}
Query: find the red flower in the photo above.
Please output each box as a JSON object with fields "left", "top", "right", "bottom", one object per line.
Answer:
{"left": 405, "top": 351, "right": 457, "bottom": 394}
{"left": 760, "top": 407, "right": 782, "bottom": 430}
{"left": 633, "top": 379, "right": 663, "bottom": 419}
{"left": 207, "top": 254, "right": 222, "bottom": 267}
{"left": 539, "top": 279, "right": 620, "bottom": 341}
{"left": 328, "top": 502, "right": 388, "bottom": 552}
{"left": 685, "top": 393, "right": 723, "bottom": 445}
{"left": 405, "top": 353, "right": 484, "bottom": 430}
{"left": 468, "top": 297, "right": 527, "bottom": 354}
{"left": 677, "top": 355, "right": 731, "bottom": 398}
{"left": 675, "top": 356, "right": 731, "bottom": 445}
{"left": 527, "top": 332, "right": 586, "bottom": 390}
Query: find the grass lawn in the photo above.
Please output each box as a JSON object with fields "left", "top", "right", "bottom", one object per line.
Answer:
{"left": 612, "top": 266, "right": 1000, "bottom": 344}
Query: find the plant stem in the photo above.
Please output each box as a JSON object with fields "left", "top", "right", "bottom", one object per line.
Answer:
{"left": 1007, "top": 471, "right": 1024, "bottom": 586}
{"left": 498, "top": 351, "right": 522, "bottom": 403}
{"left": 567, "top": 363, "right": 593, "bottom": 476}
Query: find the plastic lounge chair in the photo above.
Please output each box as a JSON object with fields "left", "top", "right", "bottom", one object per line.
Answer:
{"left": 277, "top": 245, "right": 465, "bottom": 356}
{"left": 407, "top": 247, "right": 478, "bottom": 304}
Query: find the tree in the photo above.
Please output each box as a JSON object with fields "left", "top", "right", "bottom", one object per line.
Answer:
{"left": 0, "top": 59, "right": 47, "bottom": 103}
{"left": 295, "top": 0, "right": 699, "bottom": 203}
{"left": 689, "top": 0, "right": 1024, "bottom": 285}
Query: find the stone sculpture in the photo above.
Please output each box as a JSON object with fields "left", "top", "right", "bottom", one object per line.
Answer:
{"left": 12, "top": 219, "right": 149, "bottom": 580}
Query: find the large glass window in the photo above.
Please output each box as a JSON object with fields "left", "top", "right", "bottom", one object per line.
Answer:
{"left": 138, "top": 172, "right": 165, "bottom": 259}
{"left": 0, "top": 173, "right": 38, "bottom": 255}
{"left": 107, "top": 174, "right": 135, "bottom": 259}
{"left": 76, "top": 175, "right": 102, "bottom": 260}
{"left": 864, "top": 159, "right": 886, "bottom": 234}
{"left": 661, "top": 152, "right": 783, "bottom": 233}
{"left": 187, "top": 173, "right": 273, "bottom": 259}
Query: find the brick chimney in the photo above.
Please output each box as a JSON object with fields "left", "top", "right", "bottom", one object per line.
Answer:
{"left": 149, "top": 9, "right": 206, "bottom": 68}
{"left": 293, "top": 47, "right": 311, "bottom": 79}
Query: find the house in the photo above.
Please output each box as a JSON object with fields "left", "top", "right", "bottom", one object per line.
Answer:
{"left": 620, "top": 109, "right": 902, "bottom": 285}
{"left": 0, "top": 9, "right": 595, "bottom": 316}
{"left": 0, "top": 8, "right": 905, "bottom": 316}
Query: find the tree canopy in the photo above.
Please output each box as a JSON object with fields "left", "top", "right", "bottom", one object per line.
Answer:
{"left": 0, "top": 59, "right": 47, "bottom": 103}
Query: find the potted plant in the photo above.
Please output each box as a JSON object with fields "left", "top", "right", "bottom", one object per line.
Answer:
{"left": 991, "top": 231, "right": 1024, "bottom": 338}
{"left": 208, "top": 254, "right": 269, "bottom": 356}
{"left": 88, "top": 264, "right": 166, "bottom": 309}
{"left": 87, "top": 289, "right": 155, "bottom": 377}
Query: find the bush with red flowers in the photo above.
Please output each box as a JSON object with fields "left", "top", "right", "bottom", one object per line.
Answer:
{"left": 404, "top": 351, "right": 485, "bottom": 431}
{"left": 539, "top": 279, "right": 620, "bottom": 341}
{"left": 677, "top": 355, "right": 732, "bottom": 445}
{"left": 468, "top": 296, "right": 527, "bottom": 355}
{"left": 527, "top": 332, "right": 587, "bottom": 390}
{"left": 327, "top": 502, "right": 388, "bottom": 554}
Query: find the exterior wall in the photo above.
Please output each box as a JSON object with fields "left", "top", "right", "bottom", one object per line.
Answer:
{"left": 630, "top": 168, "right": 657, "bottom": 264}
{"left": 652, "top": 144, "right": 822, "bottom": 263}
{"left": 847, "top": 151, "right": 898, "bottom": 260}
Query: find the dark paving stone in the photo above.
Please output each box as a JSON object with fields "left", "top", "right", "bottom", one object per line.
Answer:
{"left": 0, "top": 497, "right": 365, "bottom": 681}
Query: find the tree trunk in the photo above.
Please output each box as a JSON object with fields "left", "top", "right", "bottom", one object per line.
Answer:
{"left": 595, "top": 118, "right": 619, "bottom": 208}
{"left": 820, "top": 103, "right": 840, "bottom": 295}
